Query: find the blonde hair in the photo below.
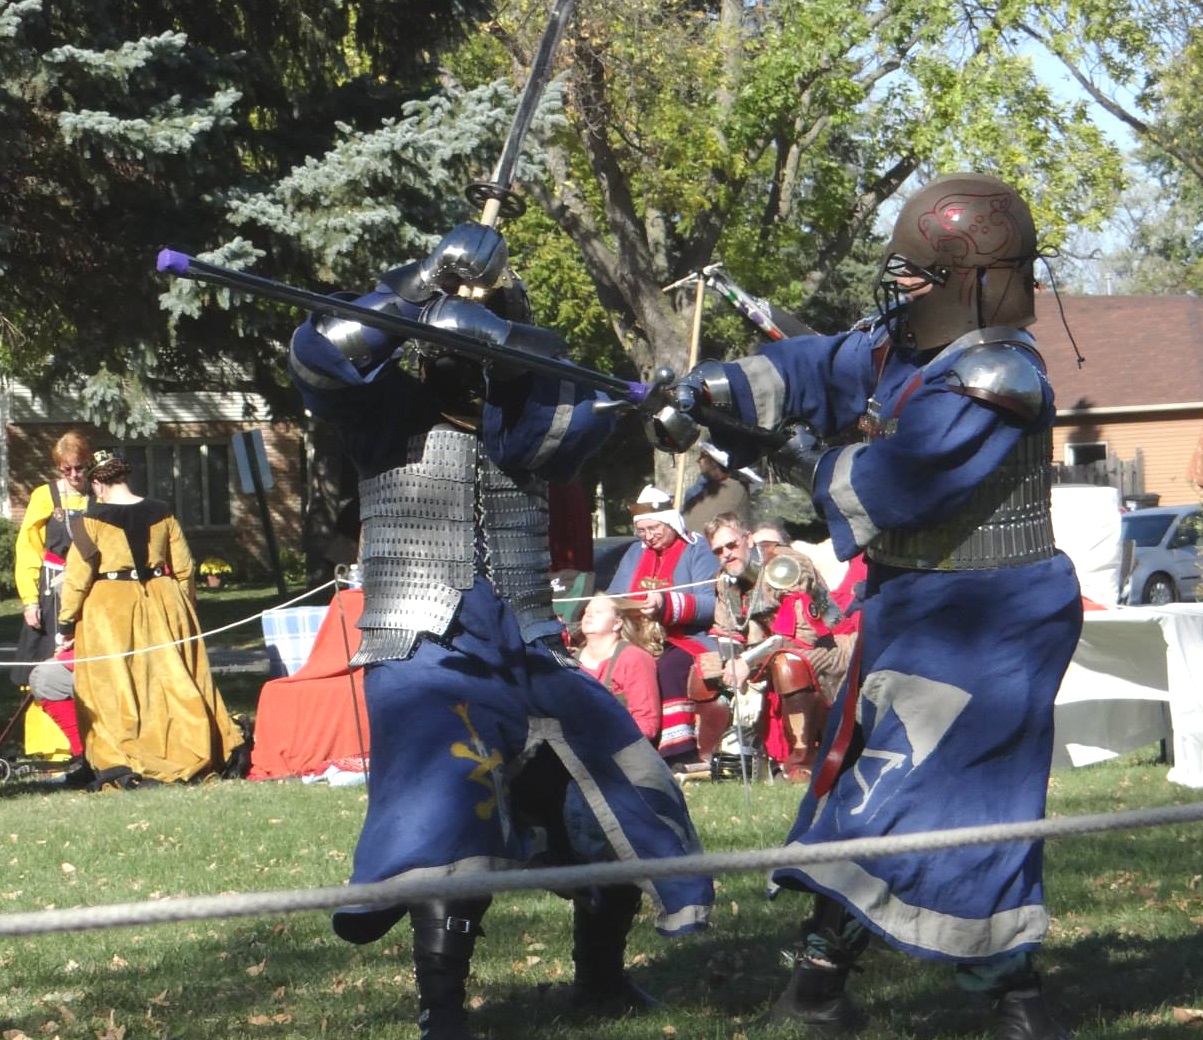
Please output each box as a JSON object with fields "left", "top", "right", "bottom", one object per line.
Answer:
{"left": 51, "top": 431, "right": 93, "bottom": 468}
{"left": 572, "top": 593, "right": 665, "bottom": 658}
{"left": 622, "top": 611, "right": 665, "bottom": 657}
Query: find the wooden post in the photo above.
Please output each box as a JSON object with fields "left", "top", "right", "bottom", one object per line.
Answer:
{"left": 673, "top": 274, "right": 707, "bottom": 510}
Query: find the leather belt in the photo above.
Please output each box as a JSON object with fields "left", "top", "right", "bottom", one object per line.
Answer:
{"left": 100, "top": 566, "right": 172, "bottom": 581}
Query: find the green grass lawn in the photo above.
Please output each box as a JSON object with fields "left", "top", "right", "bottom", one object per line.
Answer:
{"left": 2, "top": 589, "right": 1201, "bottom": 1038}
{"left": 0, "top": 747, "right": 1200, "bottom": 1040}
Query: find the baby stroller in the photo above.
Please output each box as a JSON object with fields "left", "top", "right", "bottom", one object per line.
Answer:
{"left": 0, "top": 684, "right": 79, "bottom": 784}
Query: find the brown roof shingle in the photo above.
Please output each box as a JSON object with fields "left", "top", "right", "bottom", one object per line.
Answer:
{"left": 1034, "top": 294, "right": 1203, "bottom": 411}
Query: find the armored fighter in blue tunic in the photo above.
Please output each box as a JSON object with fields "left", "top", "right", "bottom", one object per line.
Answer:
{"left": 662, "top": 173, "right": 1082, "bottom": 1040}
{"left": 290, "top": 222, "right": 712, "bottom": 1040}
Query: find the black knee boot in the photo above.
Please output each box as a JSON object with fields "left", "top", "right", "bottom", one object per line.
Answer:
{"left": 762, "top": 896, "right": 865, "bottom": 1033}
{"left": 994, "top": 975, "right": 1072, "bottom": 1040}
{"left": 568, "top": 884, "right": 661, "bottom": 1016}
{"left": 410, "top": 897, "right": 491, "bottom": 1040}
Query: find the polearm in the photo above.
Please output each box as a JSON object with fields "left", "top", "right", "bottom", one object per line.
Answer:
{"left": 700, "top": 263, "right": 816, "bottom": 339}
{"left": 464, "top": 0, "right": 578, "bottom": 228}
{"left": 155, "top": 248, "right": 649, "bottom": 404}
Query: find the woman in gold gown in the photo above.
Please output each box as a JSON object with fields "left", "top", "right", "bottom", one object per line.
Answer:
{"left": 57, "top": 450, "right": 246, "bottom": 787}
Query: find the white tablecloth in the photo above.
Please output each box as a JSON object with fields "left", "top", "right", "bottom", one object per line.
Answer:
{"left": 1053, "top": 603, "right": 1203, "bottom": 787}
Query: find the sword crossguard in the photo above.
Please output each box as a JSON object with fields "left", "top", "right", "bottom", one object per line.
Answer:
{"left": 465, "top": 182, "right": 527, "bottom": 220}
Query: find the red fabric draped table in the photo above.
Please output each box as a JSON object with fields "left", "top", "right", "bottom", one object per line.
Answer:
{"left": 248, "top": 590, "right": 370, "bottom": 780}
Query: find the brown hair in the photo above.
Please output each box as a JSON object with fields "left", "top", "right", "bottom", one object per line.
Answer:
{"left": 51, "top": 431, "right": 93, "bottom": 468}
{"left": 702, "top": 511, "right": 747, "bottom": 542}
{"left": 87, "top": 449, "right": 133, "bottom": 486}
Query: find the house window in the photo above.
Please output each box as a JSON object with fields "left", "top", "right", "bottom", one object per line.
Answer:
{"left": 1066, "top": 442, "right": 1107, "bottom": 466}
{"left": 107, "top": 442, "right": 232, "bottom": 529}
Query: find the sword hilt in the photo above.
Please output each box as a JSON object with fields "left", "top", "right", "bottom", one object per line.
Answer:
{"left": 464, "top": 181, "right": 527, "bottom": 225}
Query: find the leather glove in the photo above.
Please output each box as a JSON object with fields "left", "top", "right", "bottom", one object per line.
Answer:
{"left": 769, "top": 420, "right": 827, "bottom": 494}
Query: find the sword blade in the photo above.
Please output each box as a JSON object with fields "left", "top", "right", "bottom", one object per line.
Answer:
{"left": 472, "top": 0, "right": 577, "bottom": 225}
{"left": 492, "top": 0, "right": 577, "bottom": 191}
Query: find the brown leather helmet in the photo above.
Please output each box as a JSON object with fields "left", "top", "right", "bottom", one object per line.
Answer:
{"left": 880, "top": 172, "right": 1038, "bottom": 351}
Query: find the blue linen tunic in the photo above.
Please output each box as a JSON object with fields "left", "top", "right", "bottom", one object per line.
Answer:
{"left": 290, "top": 307, "right": 713, "bottom": 940}
{"left": 709, "top": 326, "right": 1083, "bottom": 962}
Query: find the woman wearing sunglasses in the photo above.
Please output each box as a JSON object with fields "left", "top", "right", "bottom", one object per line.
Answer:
{"left": 10, "top": 432, "right": 93, "bottom": 709}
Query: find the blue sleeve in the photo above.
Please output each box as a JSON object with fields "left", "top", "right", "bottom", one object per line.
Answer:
{"left": 681, "top": 537, "right": 718, "bottom": 625}
{"left": 482, "top": 371, "right": 617, "bottom": 483}
{"left": 703, "top": 331, "right": 878, "bottom": 470}
{"left": 606, "top": 542, "right": 646, "bottom": 595}
{"left": 289, "top": 294, "right": 432, "bottom": 470}
{"left": 813, "top": 356, "right": 1054, "bottom": 560}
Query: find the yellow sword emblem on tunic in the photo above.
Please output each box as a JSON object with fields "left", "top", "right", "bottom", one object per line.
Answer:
{"left": 449, "top": 703, "right": 510, "bottom": 835}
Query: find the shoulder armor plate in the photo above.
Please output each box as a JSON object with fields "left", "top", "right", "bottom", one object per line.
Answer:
{"left": 940, "top": 327, "right": 1046, "bottom": 422}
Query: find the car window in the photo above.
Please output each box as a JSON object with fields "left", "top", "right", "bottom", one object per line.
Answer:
{"left": 1120, "top": 513, "right": 1175, "bottom": 547}
{"left": 1171, "top": 512, "right": 1203, "bottom": 548}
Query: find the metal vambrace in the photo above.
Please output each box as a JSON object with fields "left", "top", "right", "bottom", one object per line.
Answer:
{"left": 312, "top": 291, "right": 407, "bottom": 369}
{"left": 670, "top": 358, "right": 733, "bottom": 416}
{"left": 420, "top": 296, "right": 568, "bottom": 380}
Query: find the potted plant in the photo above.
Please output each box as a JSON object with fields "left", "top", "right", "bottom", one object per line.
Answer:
{"left": 198, "top": 556, "right": 233, "bottom": 589}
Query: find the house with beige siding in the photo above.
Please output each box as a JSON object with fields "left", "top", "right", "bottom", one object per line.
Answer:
{"left": 1036, "top": 293, "right": 1203, "bottom": 508}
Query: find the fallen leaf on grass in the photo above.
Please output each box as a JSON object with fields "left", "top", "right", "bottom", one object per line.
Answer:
{"left": 246, "top": 960, "right": 267, "bottom": 976}
{"left": 96, "top": 1010, "right": 125, "bottom": 1040}
{"left": 247, "top": 1014, "right": 291, "bottom": 1026}
{"left": 1173, "top": 1007, "right": 1203, "bottom": 1025}
{"left": 2, "top": 1029, "right": 32, "bottom": 1040}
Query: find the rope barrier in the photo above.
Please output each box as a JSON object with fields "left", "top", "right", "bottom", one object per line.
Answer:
{"left": 6, "top": 579, "right": 338, "bottom": 669}
{"left": 1, "top": 798, "right": 1201, "bottom": 937}
{"left": 8, "top": 576, "right": 710, "bottom": 668}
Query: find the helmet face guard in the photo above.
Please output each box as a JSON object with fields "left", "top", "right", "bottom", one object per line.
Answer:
{"left": 878, "top": 173, "right": 1038, "bottom": 351}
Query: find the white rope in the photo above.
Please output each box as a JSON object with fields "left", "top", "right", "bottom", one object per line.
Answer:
{"left": 1, "top": 798, "right": 1200, "bottom": 937}
{"left": 8, "top": 580, "right": 338, "bottom": 668}
{"left": 550, "top": 576, "right": 713, "bottom": 608}
{"left": 12, "top": 573, "right": 709, "bottom": 666}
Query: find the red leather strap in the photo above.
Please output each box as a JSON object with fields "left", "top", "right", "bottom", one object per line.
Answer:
{"left": 810, "top": 635, "right": 864, "bottom": 797}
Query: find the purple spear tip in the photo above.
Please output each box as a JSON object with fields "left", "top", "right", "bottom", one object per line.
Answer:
{"left": 156, "top": 249, "right": 191, "bottom": 275}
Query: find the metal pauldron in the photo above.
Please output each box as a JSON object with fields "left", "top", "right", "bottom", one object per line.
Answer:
{"left": 868, "top": 429, "right": 1056, "bottom": 570}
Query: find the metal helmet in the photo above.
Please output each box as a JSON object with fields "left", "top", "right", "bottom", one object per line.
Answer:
{"left": 879, "top": 173, "right": 1038, "bottom": 351}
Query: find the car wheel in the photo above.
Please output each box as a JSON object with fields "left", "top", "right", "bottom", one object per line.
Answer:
{"left": 1142, "top": 573, "right": 1176, "bottom": 606}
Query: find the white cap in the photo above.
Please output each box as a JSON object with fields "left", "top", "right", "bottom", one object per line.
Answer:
{"left": 630, "top": 485, "right": 687, "bottom": 538}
